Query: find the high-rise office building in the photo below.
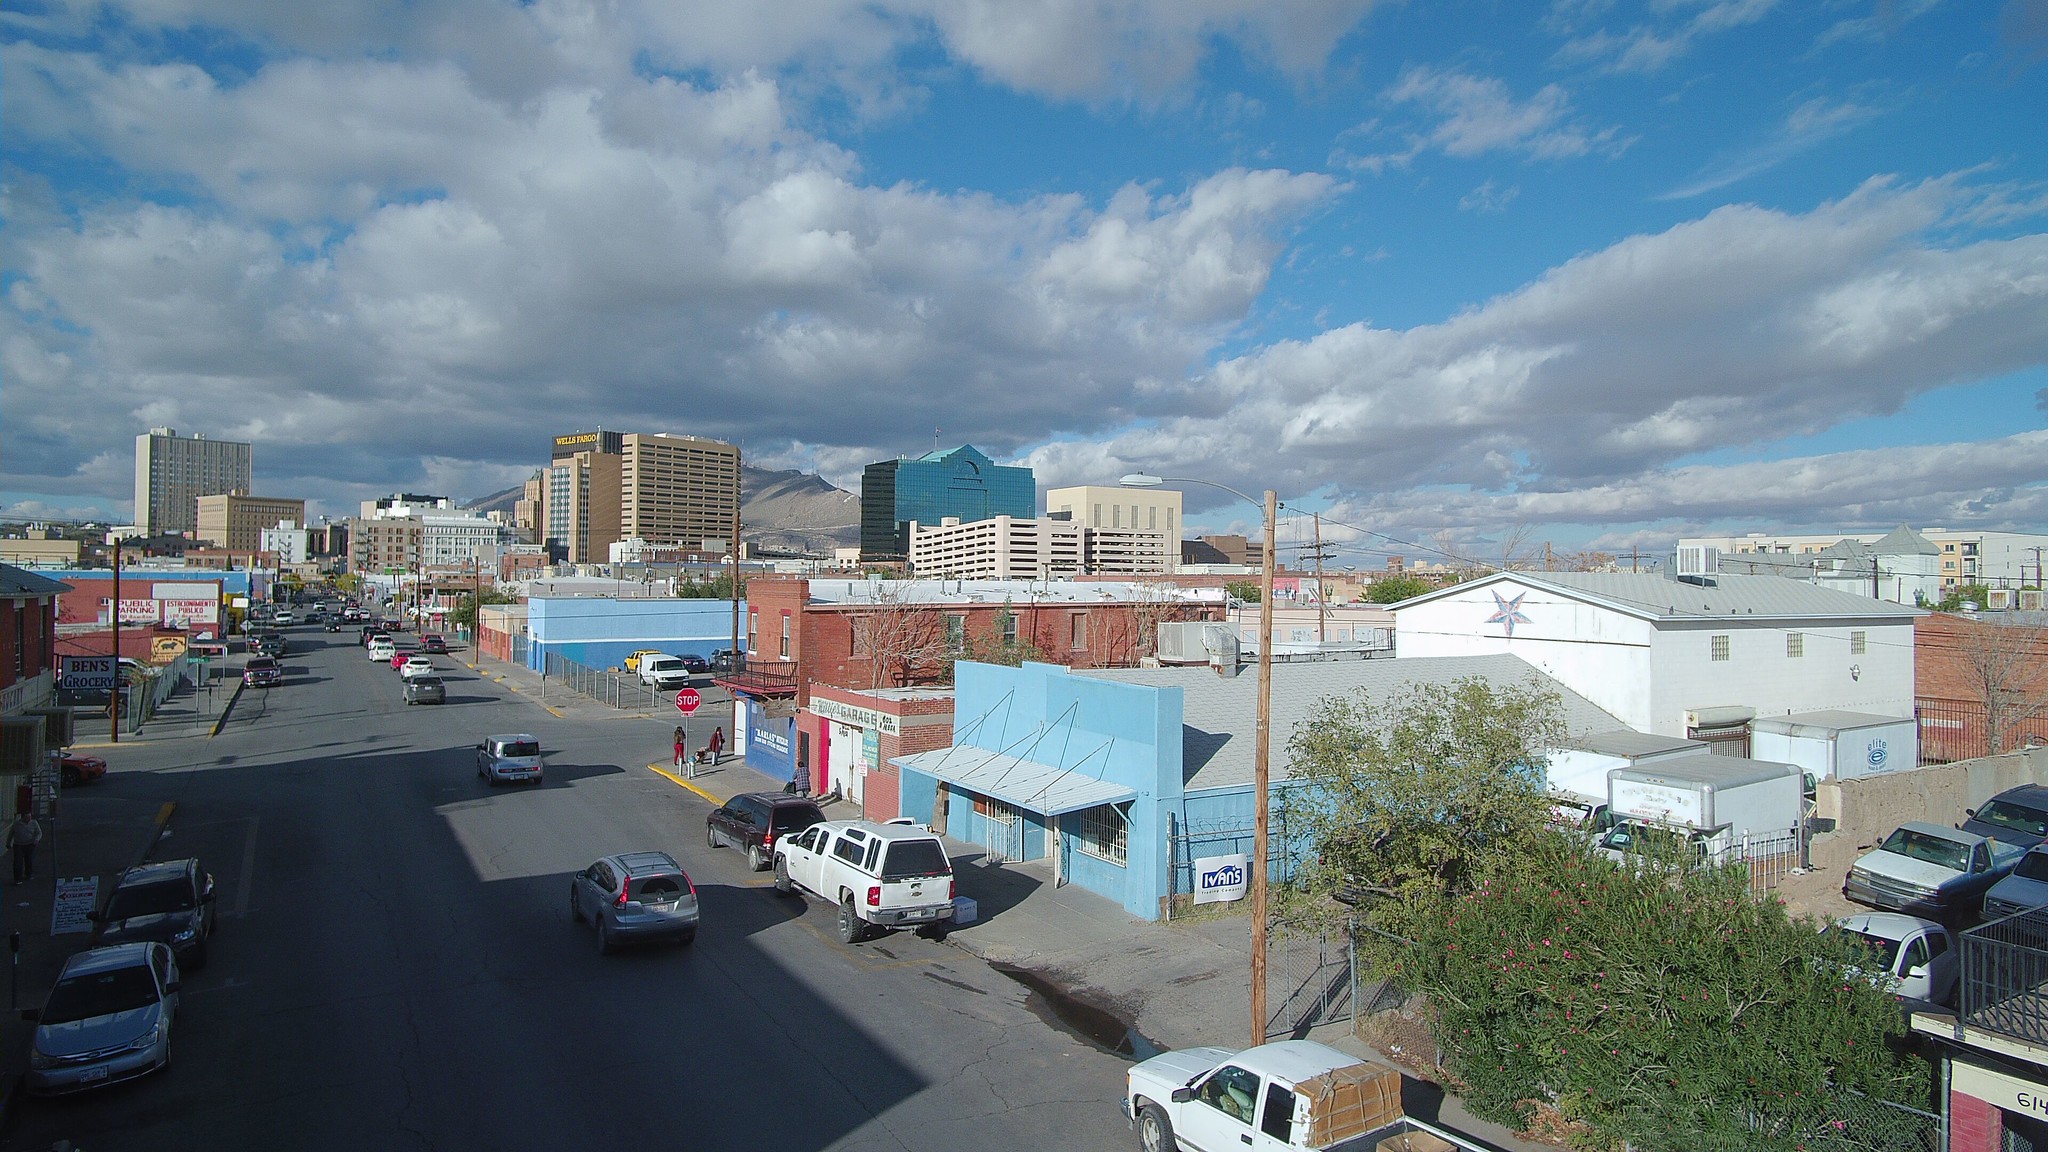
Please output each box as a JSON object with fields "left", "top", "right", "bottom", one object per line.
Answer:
{"left": 195, "top": 493, "right": 306, "bottom": 551}
{"left": 134, "top": 427, "right": 253, "bottom": 536}
{"left": 545, "top": 449, "right": 622, "bottom": 565}
{"left": 860, "top": 445, "right": 1035, "bottom": 562}
{"left": 620, "top": 433, "right": 742, "bottom": 548}
{"left": 1045, "top": 484, "right": 1183, "bottom": 573}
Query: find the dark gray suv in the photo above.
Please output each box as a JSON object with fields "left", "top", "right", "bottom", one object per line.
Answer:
{"left": 569, "top": 852, "right": 699, "bottom": 953}
{"left": 93, "top": 858, "right": 216, "bottom": 969}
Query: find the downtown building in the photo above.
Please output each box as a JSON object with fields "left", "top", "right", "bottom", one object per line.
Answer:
{"left": 541, "top": 430, "right": 741, "bottom": 565}
{"left": 1682, "top": 527, "right": 2048, "bottom": 592}
{"left": 908, "top": 515, "right": 1170, "bottom": 578}
{"left": 134, "top": 427, "right": 253, "bottom": 536}
{"left": 195, "top": 493, "right": 306, "bottom": 552}
{"left": 860, "top": 445, "right": 1034, "bottom": 563}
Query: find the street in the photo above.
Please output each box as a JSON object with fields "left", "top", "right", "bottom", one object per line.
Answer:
{"left": 3, "top": 630, "right": 1139, "bottom": 1151}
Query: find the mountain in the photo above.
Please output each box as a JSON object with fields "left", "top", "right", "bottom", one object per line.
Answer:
{"left": 463, "top": 466, "right": 858, "bottom": 555}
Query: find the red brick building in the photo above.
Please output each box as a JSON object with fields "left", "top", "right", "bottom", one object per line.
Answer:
{"left": 1, "top": 564, "right": 68, "bottom": 714}
{"left": 1916, "top": 612, "right": 2048, "bottom": 760}
{"left": 803, "top": 685, "right": 955, "bottom": 818}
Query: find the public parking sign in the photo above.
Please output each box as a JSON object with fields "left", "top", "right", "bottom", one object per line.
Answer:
{"left": 59, "top": 655, "right": 117, "bottom": 691}
{"left": 675, "top": 688, "right": 702, "bottom": 716}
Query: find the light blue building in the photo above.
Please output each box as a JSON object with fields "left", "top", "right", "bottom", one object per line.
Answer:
{"left": 894, "top": 656, "right": 1626, "bottom": 920}
{"left": 525, "top": 596, "right": 743, "bottom": 674}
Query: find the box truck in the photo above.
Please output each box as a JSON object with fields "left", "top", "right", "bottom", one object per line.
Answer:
{"left": 1544, "top": 731, "right": 1711, "bottom": 832}
{"left": 1600, "top": 755, "right": 1804, "bottom": 865}
{"left": 1750, "top": 710, "right": 1917, "bottom": 782}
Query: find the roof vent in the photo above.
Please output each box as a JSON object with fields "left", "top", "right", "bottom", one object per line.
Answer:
{"left": 1673, "top": 545, "right": 1719, "bottom": 582}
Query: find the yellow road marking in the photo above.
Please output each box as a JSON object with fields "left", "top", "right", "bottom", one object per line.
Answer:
{"left": 545, "top": 705, "right": 565, "bottom": 718}
{"left": 647, "top": 763, "right": 725, "bottom": 805}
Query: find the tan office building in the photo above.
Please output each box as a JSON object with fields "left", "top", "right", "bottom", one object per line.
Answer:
{"left": 620, "top": 433, "right": 742, "bottom": 548}
{"left": 196, "top": 493, "right": 305, "bottom": 552}
{"left": 1045, "top": 485, "right": 1183, "bottom": 573}
{"left": 350, "top": 516, "right": 424, "bottom": 574}
{"left": 545, "top": 450, "right": 622, "bottom": 565}
{"left": 135, "top": 427, "right": 253, "bottom": 536}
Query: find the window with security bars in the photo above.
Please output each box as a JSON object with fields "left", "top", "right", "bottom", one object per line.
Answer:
{"left": 1076, "top": 805, "right": 1127, "bottom": 866}
{"left": 1710, "top": 635, "right": 1730, "bottom": 661}
{"left": 1786, "top": 632, "right": 1803, "bottom": 658}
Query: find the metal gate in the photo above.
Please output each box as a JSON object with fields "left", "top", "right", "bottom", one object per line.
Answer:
{"left": 1164, "top": 814, "right": 1257, "bottom": 918}
{"left": 978, "top": 797, "right": 1026, "bottom": 864}
{"left": 1264, "top": 916, "right": 1355, "bottom": 1040}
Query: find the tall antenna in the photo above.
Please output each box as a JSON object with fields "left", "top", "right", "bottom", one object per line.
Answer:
{"left": 933, "top": 427, "right": 941, "bottom": 452}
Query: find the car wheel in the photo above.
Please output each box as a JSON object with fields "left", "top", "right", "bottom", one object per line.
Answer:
{"left": 748, "top": 843, "right": 766, "bottom": 872}
{"left": 773, "top": 857, "right": 794, "bottom": 895}
{"left": 1137, "top": 1102, "right": 1173, "bottom": 1152}
{"left": 569, "top": 886, "right": 584, "bottom": 923}
{"left": 837, "top": 898, "right": 865, "bottom": 945}
{"left": 707, "top": 824, "right": 720, "bottom": 850}
{"left": 596, "top": 918, "right": 614, "bottom": 955}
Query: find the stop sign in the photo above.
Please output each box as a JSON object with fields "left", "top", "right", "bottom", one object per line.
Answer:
{"left": 675, "top": 687, "right": 702, "bottom": 715}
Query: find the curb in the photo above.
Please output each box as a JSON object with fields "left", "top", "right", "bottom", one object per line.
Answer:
{"left": 646, "top": 763, "right": 727, "bottom": 806}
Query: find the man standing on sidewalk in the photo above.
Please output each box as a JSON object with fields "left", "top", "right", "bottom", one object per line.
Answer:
{"left": 8, "top": 810, "right": 43, "bottom": 883}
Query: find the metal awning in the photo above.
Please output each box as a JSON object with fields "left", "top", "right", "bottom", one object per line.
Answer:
{"left": 892, "top": 747, "right": 1136, "bottom": 818}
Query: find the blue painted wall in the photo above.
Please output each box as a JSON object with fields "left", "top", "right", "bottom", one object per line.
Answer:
{"left": 526, "top": 597, "right": 744, "bottom": 673}
{"left": 739, "top": 695, "right": 796, "bottom": 779}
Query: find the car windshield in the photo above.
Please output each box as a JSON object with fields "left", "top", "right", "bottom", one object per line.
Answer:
{"left": 881, "top": 840, "right": 951, "bottom": 879}
{"left": 502, "top": 741, "right": 540, "bottom": 758}
{"left": 106, "top": 878, "right": 194, "bottom": 919}
{"left": 771, "top": 805, "right": 824, "bottom": 833}
{"left": 1880, "top": 828, "right": 1972, "bottom": 871}
{"left": 2014, "top": 852, "right": 2048, "bottom": 882}
{"left": 1835, "top": 928, "right": 1903, "bottom": 971}
{"left": 247, "top": 658, "right": 276, "bottom": 670}
{"left": 1974, "top": 801, "right": 2048, "bottom": 839}
{"left": 42, "top": 964, "right": 160, "bottom": 1025}
{"left": 630, "top": 876, "right": 685, "bottom": 903}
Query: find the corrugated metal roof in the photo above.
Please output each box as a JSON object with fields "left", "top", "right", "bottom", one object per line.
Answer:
{"left": 1564, "top": 731, "right": 1705, "bottom": 758}
{"left": 1398, "top": 570, "right": 1921, "bottom": 622}
{"left": 806, "top": 578, "right": 1223, "bottom": 607}
{"left": 1751, "top": 709, "right": 1911, "bottom": 737}
{"left": 1083, "top": 654, "right": 1627, "bottom": 792}
{"left": 892, "top": 748, "right": 1136, "bottom": 816}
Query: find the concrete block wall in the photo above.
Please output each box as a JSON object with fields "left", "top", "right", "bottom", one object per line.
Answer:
{"left": 1808, "top": 746, "right": 2048, "bottom": 871}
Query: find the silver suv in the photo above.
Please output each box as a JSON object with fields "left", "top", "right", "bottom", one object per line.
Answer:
{"left": 569, "top": 852, "right": 699, "bottom": 953}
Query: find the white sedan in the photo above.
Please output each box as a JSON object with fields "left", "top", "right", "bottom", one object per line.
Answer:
{"left": 398, "top": 655, "right": 436, "bottom": 680}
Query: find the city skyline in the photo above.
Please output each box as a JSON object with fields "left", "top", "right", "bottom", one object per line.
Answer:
{"left": 2, "top": 2, "right": 2043, "bottom": 561}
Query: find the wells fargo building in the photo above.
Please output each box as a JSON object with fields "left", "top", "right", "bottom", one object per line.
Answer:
{"left": 544, "top": 430, "right": 740, "bottom": 564}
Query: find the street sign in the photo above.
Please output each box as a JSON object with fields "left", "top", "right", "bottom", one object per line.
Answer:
{"left": 675, "top": 688, "right": 702, "bottom": 716}
{"left": 58, "top": 656, "right": 116, "bottom": 691}
{"left": 52, "top": 877, "right": 98, "bottom": 935}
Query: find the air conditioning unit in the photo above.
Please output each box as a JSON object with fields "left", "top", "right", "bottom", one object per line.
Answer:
{"left": 1987, "top": 589, "right": 2014, "bottom": 610}
{"left": 1674, "top": 546, "right": 1719, "bottom": 578}
{"left": 1204, "top": 625, "right": 1241, "bottom": 678}
{"left": 2022, "top": 590, "right": 2045, "bottom": 611}
{"left": 1156, "top": 622, "right": 1210, "bottom": 665}
{"left": 0, "top": 717, "right": 46, "bottom": 777}
{"left": 23, "top": 707, "right": 74, "bottom": 750}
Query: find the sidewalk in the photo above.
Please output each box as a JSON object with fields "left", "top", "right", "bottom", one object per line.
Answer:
{"left": 634, "top": 750, "right": 1552, "bottom": 1152}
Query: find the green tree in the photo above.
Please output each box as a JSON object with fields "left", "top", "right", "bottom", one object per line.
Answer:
{"left": 1937, "top": 582, "right": 1992, "bottom": 612}
{"left": 450, "top": 589, "right": 517, "bottom": 628}
{"left": 677, "top": 573, "right": 747, "bottom": 599}
{"left": 1283, "top": 678, "right": 1565, "bottom": 914}
{"left": 1365, "top": 573, "right": 1433, "bottom": 604}
{"left": 958, "top": 602, "right": 1048, "bottom": 671}
{"left": 1223, "top": 579, "right": 1261, "bottom": 603}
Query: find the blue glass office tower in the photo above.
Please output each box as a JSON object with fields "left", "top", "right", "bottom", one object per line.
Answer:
{"left": 860, "top": 445, "right": 1035, "bottom": 561}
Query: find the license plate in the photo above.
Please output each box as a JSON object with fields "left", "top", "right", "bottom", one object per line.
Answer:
{"left": 81, "top": 1066, "right": 109, "bottom": 1082}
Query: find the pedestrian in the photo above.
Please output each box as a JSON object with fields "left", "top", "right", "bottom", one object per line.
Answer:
{"left": 789, "top": 760, "right": 811, "bottom": 798}
{"left": 7, "top": 810, "right": 42, "bottom": 884}
{"left": 673, "top": 725, "right": 687, "bottom": 769}
{"left": 709, "top": 726, "right": 725, "bottom": 764}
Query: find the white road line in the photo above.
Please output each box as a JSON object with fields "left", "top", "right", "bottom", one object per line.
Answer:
{"left": 232, "top": 815, "right": 259, "bottom": 918}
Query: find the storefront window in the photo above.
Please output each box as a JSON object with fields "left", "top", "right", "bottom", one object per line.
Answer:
{"left": 1076, "top": 804, "right": 1127, "bottom": 866}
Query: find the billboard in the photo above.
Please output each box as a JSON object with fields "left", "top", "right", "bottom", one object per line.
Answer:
{"left": 160, "top": 598, "right": 221, "bottom": 627}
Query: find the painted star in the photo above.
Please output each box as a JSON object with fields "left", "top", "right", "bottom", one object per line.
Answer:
{"left": 1487, "top": 590, "right": 1531, "bottom": 637}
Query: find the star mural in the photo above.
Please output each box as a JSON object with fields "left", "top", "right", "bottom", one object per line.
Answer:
{"left": 1487, "top": 590, "right": 1531, "bottom": 637}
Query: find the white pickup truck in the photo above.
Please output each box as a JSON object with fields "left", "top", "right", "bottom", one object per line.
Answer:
{"left": 1124, "top": 1040, "right": 1487, "bottom": 1152}
{"left": 773, "top": 819, "right": 956, "bottom": 945}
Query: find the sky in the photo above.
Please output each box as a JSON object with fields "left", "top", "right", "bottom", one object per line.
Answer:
{"left": 3, "top": 0, "right": 2046, "bottom": 567}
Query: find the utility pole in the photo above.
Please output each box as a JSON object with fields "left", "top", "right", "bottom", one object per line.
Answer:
{"left": 109, "top": 537, "right": 122, "bottom": 743}
{"left": 1544, "top": 541, "right": 1553, "bottom": 571}
{"left": 729, "top": 449, "right": 743, "bottom": 676}
{"left": 1312, "top": 512, "right": 1327, "bottom": 643}
{"left": 1631, "top": 546, "right": 1639, "bottom": 574}
{"left": 1872, "top": 556, "right": 1881, "bottom": 601}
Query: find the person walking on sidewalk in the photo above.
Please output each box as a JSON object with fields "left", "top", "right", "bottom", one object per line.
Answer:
{"left": 8, "top": 810, "right": 42, "bottom": 883}
{"left": 708, "top": 726, "right": 725, "bottom": 764}
{"left": 673, "top": 725, "right": 687, "bottom": 769}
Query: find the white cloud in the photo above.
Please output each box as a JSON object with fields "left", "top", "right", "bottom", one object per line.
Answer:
{"left": 1355, "top": 67, "right": 1624, "bottom": 170}
{"left": 1660, "top": 94, "right": 1883, "bottom": 200}
{"left": 1554, "top": 0, "right": 1777, "bottom": 74}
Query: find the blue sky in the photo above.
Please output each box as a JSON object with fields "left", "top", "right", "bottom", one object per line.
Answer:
{"left": 2, "top": 0, "right": 2044, "bottom": 560}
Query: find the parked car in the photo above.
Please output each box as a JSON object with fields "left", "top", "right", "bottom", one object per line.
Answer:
{"left": 1831, "top": 912, "right": 1959, "bottom": 1005}
{"left": 476, "top": 733, "right": 543, "bottom": 786}
{"left": 706, "top": 793, "right": 826, "bottom": 871}
{"left": 1843, "top": 821, "right": 2025, "bottom": 923}
{"left": 253, "top": 633, "right": 286, "bottom": 658}
{"left": 568, "top": 852, "right": 699, "bottom": 953}
{"left": 774, "top": 819, "right": 955, "bottom": 944}
{"left": 711, "top": 648, "right": 740, "bottom": 672}
{"left": 1962, "top": 785, "right": 2048, "bottom": 851}
{"left": 1124, "top": 1039, "right": 1410, "bottom": 1152}
{"left": 623, "top": 649, "right": 665, "bottom": 674}
{"left": 242, "top": 656, "right": 284, "bottom": 688}
{"left": 273, "top": 610, "right": 295, "bottom": 626}
{"left": 390, "top": 651, "right": 412, "bottom": 671}
{"left": 637, "top": 654, "right": 691, "bottom": 691}
{"left": 419, "top": 634, "right": 448, "bottom": 654}
{"left": 1983, "top": 843, "right": 2048, "bottom": 921}
{"left": 91, "top": 858, "right": 216, "bottom": 968}
{"left": 403, "top": 675, "right": 446, "bottom": 706}
{"left": 398, "top": 655, "right": 436, "bottom": 680}
{"left": 60, "top": 753, "right": 107, "bottom": 787}
{"left": 24, "top": 942, "right": 180, "bottom": 1095}
{"left": 676, "top": 654, "right": 710, "bottom": 675}
{"left": 367, "top": 637, "right": 396, "bottom": 662}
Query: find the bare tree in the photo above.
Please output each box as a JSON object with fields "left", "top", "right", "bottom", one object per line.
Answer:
{"left": 1954, "top": 616, "right": 2048, "bottom": 754}
{"left": 848, "top": 584, "right": 952, "bottom": 690}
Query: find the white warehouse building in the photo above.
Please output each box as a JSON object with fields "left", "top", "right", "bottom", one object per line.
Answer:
{"left": 1391, "top": 569, "right": 1919, "bottom": 746}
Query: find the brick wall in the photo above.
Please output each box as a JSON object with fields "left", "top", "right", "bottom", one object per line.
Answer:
{"left": 1951, "top": 1085, "right": 2001, "bottom": 1152}
{"left": 1917, "top": 614, "right": 2048, "bottom": 756}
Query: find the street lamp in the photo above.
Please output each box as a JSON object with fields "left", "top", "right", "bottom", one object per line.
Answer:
{"left": 1122, "top": 471, "right": 1278, "bottom": 1048}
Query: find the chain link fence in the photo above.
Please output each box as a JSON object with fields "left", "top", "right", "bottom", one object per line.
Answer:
{"left": 541, "top": 651, "right": 667, "bottom": 710}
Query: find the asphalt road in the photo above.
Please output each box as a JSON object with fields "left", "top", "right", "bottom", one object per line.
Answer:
{"left": 6, "top": 629, "right": 1140, "bottom": 1152}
